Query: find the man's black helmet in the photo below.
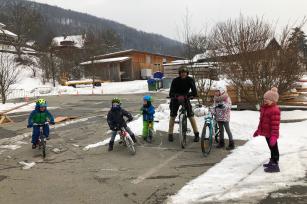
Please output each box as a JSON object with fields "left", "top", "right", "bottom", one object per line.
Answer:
{"left": 178, "top": 66, "right": 189, "bottom": 75}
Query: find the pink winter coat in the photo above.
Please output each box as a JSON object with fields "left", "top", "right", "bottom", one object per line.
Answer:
{"left": 214, "top": 93, "right": 232, "bottom": 122}
{"left": 255, "top": 104, "right": 280, "bottom": 138}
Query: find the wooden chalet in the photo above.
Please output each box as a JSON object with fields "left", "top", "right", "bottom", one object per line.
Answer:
{"left": 80, "top": 49, "right": 183, "bottom": 82}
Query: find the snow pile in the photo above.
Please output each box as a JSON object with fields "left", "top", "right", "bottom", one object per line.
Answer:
{"left": 169, "top": 114, "right": 307, "bottom": 203}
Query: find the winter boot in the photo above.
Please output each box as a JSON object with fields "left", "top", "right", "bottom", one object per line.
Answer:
{"left": 263, "top": 159, "right": 274, "bottom": 168}
{"left": 226, "top": 141, "right": 235, "bottom": 150}
{"left": 108, "top": 141, "right": 114, "bottom": 151}
{"left": 168, "top": 134, "right": 174, "bottom": 142}
{"left": 193, "top": 132, "right": 200, "bottom": 142}
{"left": 216, "top": 140, "right": 225, "bottom": 148}
{"left": 264, "top": 163, "right": 280, "bottom": 173}
{"left": 130, "top": 134, "right": 137, "bottom": 143}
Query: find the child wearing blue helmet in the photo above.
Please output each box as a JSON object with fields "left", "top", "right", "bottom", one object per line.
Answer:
{"left": 141, "top": 95, "right": 155, "bottom": 143}
{"left": 27, "top": 98, "right": 55, "bottom": 149}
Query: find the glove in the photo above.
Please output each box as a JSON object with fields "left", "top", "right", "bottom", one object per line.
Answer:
{"left": 27, "top": 124, "right": 33, "bottom": 128}
{"left": 253, "top": 130, "right": 259, "bottom": 137}
{"left": 50, "top": 121, "right": 55, "bottom": 125}
{"left": 217, "top": 104, "right": 225, "bottom": 109}
{"left": 269, "top": 136, "right": 277, "bottom": 147}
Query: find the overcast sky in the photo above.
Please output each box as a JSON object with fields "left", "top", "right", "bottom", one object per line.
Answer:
{"left": 32, "top": 0, "right": 307, "bottom": 40}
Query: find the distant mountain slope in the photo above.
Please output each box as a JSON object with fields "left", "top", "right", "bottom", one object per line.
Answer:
{"left": 0, "top": 0, "right": 184, "bottom": 56}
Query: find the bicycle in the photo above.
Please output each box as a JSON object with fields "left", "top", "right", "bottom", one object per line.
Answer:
{"left": 175, "top": 95, "right": 191, "bottom": 149}
{"left": 33, "top": 122, "right": 49, "bottom": 158}
{"left": 200, "top": 106, "right": 220, "bottom": 156}
{"left": 117, "top": 126, "right": 136, "bottom": 155}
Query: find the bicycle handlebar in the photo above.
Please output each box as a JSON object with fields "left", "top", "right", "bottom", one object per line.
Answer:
{"left": 33, "top": 122, "right": 49, "bottom": 126}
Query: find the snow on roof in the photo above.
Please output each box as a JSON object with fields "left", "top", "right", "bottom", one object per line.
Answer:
{"left": 163, "top": 60, "right": 191, "bottom": 66}
{"left": 80, "top": 56, "right": 131, "bottom": 65}
{"left": 0, "top": 28, "right": 17, "bottom": 38}
{"left": 52, "top": 35, "right": 85, "bottom": 48}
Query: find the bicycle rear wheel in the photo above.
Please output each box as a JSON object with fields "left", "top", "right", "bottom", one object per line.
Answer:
{"left": 179, "top": 114, "right": 187, "bottom": 149}
{"left": 201, "top": 124, "right": 213, "bottom": 156}
{"left": 125, "top": 136, "right": 136, "bottom": 155}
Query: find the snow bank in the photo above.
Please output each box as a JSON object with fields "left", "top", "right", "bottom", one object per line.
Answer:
{"left": 169, "top": 117, "right": 307, "bottom": 203}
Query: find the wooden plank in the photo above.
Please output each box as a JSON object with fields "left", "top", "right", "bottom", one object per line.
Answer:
{"left": 54, "top": 116, "right": 78, "bottom": 123}
{"left": 0, "top": 114, "right": 13, "bottom": 124}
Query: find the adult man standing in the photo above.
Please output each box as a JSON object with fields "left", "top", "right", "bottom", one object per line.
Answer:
{"left": 168, "top": 66, "right": 199, "bottom": 142}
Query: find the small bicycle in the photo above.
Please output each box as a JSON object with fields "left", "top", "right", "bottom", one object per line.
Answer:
{"left": 200, "top": 106, "right": 220, "bottom": 156}
{"left": 118, "top": 127, "right": 136, "bottom": 155}
{"left": 33, "top": 122, "right": 49, "bottom": 158}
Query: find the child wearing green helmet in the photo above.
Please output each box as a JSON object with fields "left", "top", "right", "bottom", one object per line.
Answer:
{"left": 140, "top": 95, "right": 155, "bottom": 143}
{"left": 27, "top": 98, "right": 55, "bottom": 149}
{"left": 107, "top": 97, "right": 137, "bottom": 151}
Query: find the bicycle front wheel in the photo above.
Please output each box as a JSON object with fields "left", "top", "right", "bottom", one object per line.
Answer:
{"left": 41, "top": 136, "right": 46, "bottom": 158}
{"left": 179, "top": 114, "right": 187, "bottom": 149}
{"left": 201, "top": 124, "right": 213, "bottom": 156}
{"left": 125, "top": 136, "right": 136, "bottom": 155}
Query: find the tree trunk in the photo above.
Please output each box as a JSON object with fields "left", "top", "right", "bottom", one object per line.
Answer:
{"left": 50, "top": 52, "right": 56, "bottom": 87}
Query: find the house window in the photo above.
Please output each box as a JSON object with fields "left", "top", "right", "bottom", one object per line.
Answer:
{"left": 163, "top": 58, "right": 167, "bottom": 63}
{"left": 146, "top": 55, "right": 151, "bottom": 64}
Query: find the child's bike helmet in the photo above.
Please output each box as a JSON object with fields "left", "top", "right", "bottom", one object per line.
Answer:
{"left": 36, "top": 98, "right": 47, "bottom": 107}
{"left": 143, "top": 95, "right": 152, "bottom": 102}
{"left": 112, "top": 97, "right": 121, "bottom": 104}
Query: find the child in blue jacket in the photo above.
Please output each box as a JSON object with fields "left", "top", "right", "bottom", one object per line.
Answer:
{"left": 141, "top": 95, "right": 155, "bottom": 143}
{"left": 27, "top": 98, "right": 55, "bottom": 149}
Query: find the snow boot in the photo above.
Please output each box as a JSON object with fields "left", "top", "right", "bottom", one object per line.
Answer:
{"left": 193, "top": 132, "right": 200, "bottom": 142}
{"left": 226, "top": 141, "right": 235, "bottom": 150}
{"left": 108, "top": 141, "right": 114, "bottom": 151}
{"left": 168, "top": 134, "right": 173, "bottom": 142}
{"left": 130, "top": 134, "right": 137, "bottom": 143}
{"left": 216, "top": 140, "right": 225, "bottom": 148}
{"left": 264, "top": 163, "right": 280, "bottom": 173}
{"left": 263, "top": 159, "right": 274, "bottom": 168}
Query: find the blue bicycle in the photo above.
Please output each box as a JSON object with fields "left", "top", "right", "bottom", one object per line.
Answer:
{"left": 201, "top": 107, "right": 220, "bottom": 156}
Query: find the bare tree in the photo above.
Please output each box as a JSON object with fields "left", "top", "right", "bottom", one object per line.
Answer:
{"left": 5, "top": 0, "right": 43, "bottom": 59}
{"left": 211, "top": 15, "right": 306, "bottom": 104}
{"left": 83, "top": 28, "right": 121, "bottom": 87}
{"left": 38, "top": 51, "right": 59, "bottom": 87}
{"left": 177, "top": 9, "right": 216, "bottom": 104}
{"left": 0, "top": 53, "right": 19, "bottom": 104}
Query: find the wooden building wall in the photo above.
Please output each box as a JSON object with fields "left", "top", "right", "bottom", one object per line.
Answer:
{"left": 84, "top": 62, "right": 121, "bottom": 82}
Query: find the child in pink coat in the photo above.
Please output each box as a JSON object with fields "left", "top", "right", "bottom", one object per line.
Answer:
{"left": 254, "top": 87, "right": 281, "bottom": 173}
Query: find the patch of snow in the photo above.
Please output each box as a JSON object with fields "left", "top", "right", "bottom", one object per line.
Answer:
{"left": 19, "top": 161, "right": 36, "bottom": 170}
{"left": 52, "top": 148, "right": 61, "bottom": 153}
{"left": 0, "top": 145, "right": 21, "bottom": 150}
